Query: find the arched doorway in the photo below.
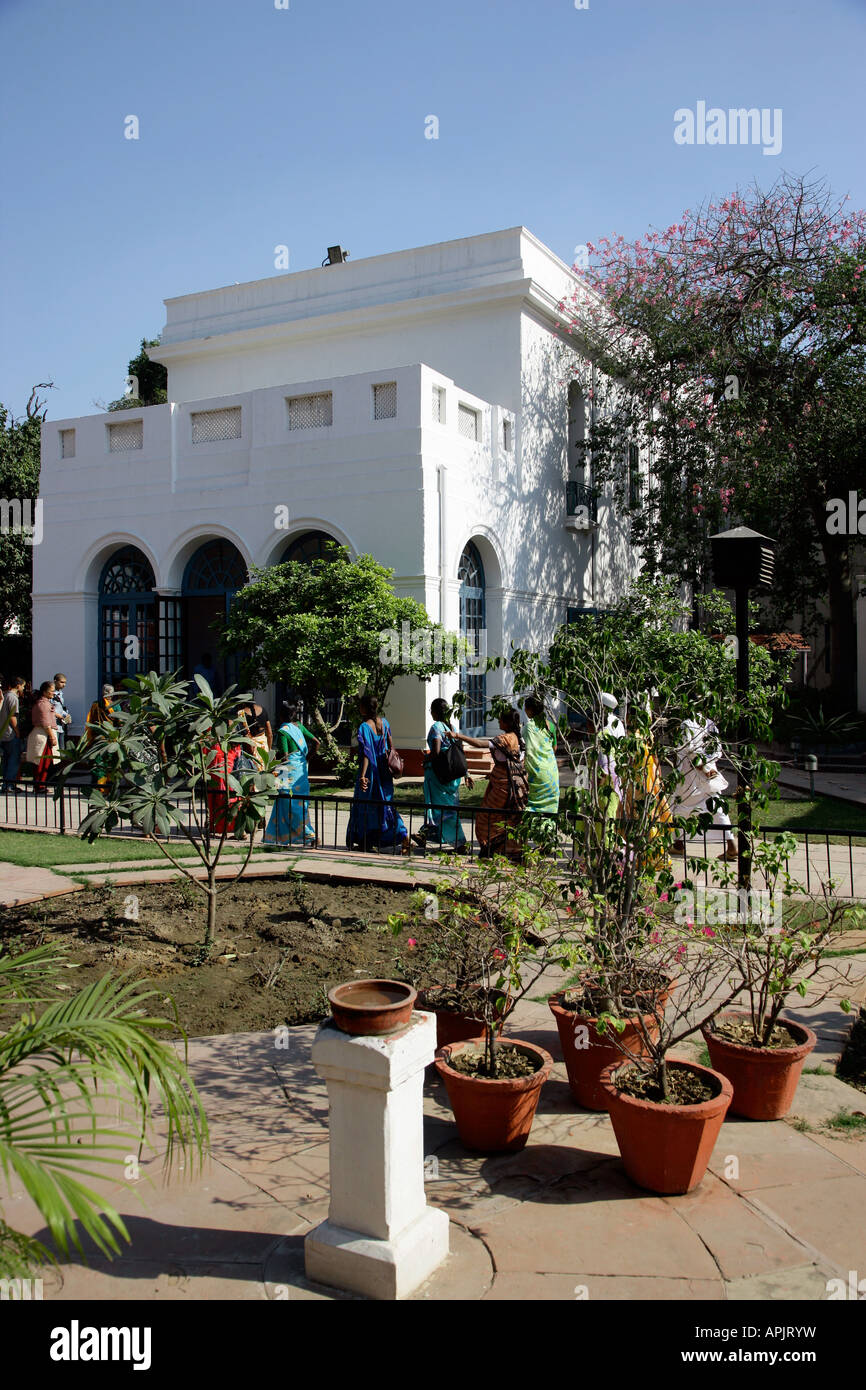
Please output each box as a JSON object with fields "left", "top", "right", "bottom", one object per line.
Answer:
{"left": 182, "top": 539, "right": 247, "bottom": 693}
{"left": 458, "top": 541, "right": 486, "bottom": 736}
{"left": 99, "top": 546, "right": 157, "bottom": 691}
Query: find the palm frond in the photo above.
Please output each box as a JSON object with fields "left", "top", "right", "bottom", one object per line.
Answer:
{"left": 0, "top": 955, "right": 209, "bottom": 1277}
{"left": 0, "top": 1220, "right": 55, "bottom": 1282}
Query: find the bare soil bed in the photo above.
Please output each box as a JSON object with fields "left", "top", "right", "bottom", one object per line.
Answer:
{"left": 1, "top": 875, "right": 419, "bottom": 1038}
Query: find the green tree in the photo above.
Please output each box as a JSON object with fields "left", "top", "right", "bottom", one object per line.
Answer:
{"left": 0, "top": 385, "right": 50, "bottom": 651}
{"left": 564, "top": 173, "right": 866, "bottom": 703}
{"left": 221, "top": 546, "right": 465, "bottom": 766}
{"left": 106, "top": 338, "right": 167, "bottom": 411}
{"left": 66, "top": 672, "right": 276, "bottom": 950}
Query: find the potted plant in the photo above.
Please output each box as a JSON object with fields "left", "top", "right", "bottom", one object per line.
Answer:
{"left": 386, "top": 880, "right": 516, "bottom": 1047}
{"left": 387, "top": 844, "right": 579, "bottom": 1152}
{"left": 701, "top": 836, "right": 858, "bottom": 1120}
{"left": 540, "top": 677, "right": 684, "bottom": 1110}
{"left": 505, "top": 582, "right": 792, "bottom": 1112}
{"left": 596, "top": 923, "right": 745, "bottom": 1194}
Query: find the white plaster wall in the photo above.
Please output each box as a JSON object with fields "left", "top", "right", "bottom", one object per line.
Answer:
{"left": 33, "top": 226, "right": 639, "bottom": 745}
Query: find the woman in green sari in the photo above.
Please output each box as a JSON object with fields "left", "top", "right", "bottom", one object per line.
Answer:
{"left": 263, "top": 701, "right": 320, "bottom": 848}
{"left": 523, "top": 694, "right": 560, "bottom": 818}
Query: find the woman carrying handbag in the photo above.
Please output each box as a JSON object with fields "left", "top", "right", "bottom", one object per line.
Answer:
{"left": 345, "top": 694, "right": 409, "bottom": 854}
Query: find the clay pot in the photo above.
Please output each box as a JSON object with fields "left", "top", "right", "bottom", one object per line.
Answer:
{"left": 328, "top": 979, "right": 416, "bottom": 1035}
{"left": 702, "top": 1012, "right": 817, "bottom": 1120}
{"left": 421, "top": 985, "right": 514, "bottom": 1049}
{"left": 434, "top": 1038, "right": 552, "bottom": 1152}
{"left": 600, "top": 1058, "right": 733, "bottom": 1194}
{"left": 548, "top": 981, "right": 671, "bottom": 1112}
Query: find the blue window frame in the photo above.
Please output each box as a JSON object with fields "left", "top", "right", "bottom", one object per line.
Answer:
{"left": 459, "top": 542, "right": 486, "bottom": 736}
{"left": 99, "top": 546, "right": 156, "bottom": 690}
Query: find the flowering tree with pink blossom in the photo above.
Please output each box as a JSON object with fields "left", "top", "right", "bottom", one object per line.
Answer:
{"left": 561, "top": 173, "right": 866, "bottom": 703}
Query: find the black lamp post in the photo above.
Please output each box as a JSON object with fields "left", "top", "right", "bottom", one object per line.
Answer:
{"left": 709, "top": 526, "right": 776, "bottom": 891}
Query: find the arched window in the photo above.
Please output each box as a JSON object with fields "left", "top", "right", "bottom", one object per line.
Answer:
{"left": 182, "top": 539, "right": 247, "bottom": 595}
{"left": 281, "top": 530, "right": 340, "bottom": 565}
{"left": 182, "top": 540, "right": 247, "bottom": 693}
{"left": 99, "top": 546, "right": 156, "bottom": 691}
{"left": 458, "top": 542, "right": 486, "bottom": 736}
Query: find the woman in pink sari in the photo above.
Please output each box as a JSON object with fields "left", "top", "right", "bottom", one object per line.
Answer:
{"left": 26, "top": 681, "right": 59, "bottom": 787}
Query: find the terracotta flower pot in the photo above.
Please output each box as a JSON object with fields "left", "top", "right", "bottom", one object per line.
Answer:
{"left": 434, "top": 1038, "right": 552, "bottom": 1152}
{"left": 702, "top": 1012, "right": 817, "bottom": 1120}
{"left": 548, "top": 981, "right": 672, "bottom": 1112}
{"left": 420, "top": 986, "right": 514, "bottom": 1049}
{"left": 328, "top": 979, "right": 416, "bottom": 1035}
{"left": 600, "top": 1058, "right": 733, "bottom": 1194}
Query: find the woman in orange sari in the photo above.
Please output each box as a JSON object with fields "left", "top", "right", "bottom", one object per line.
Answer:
{"left": 456, "top": 708, "right": 528, "bottom": 858}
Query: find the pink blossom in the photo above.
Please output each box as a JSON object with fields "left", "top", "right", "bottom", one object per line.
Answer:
{"left": 407, "top": 938, "right": 417, "bottom": 950}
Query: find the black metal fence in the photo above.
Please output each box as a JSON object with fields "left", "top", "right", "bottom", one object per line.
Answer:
{"left": 1, "top": 781, "right": 864, "bottom": 896}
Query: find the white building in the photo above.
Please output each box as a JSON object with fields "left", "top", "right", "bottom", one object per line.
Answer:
{"left": 34, "top": 227, "right": 641, "bottom": 762}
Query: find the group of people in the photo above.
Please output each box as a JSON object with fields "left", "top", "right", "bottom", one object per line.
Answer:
{"left": 342, "top": 693, "right": 561, "bottom": 858}
{"left": 0, "top": 673, "right": 72, "bottom": 787}
{"left": 1, "top": 670, "right": 737, "bottom": 862}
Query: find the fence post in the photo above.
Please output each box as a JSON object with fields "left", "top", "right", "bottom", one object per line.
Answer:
{"left": 59, "top": 786, "right": 66, "bottom": 835}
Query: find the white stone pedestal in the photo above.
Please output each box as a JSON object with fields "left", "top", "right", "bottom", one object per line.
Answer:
{"left": 304, "top": 1010, "right": 449, "bottom": 1300}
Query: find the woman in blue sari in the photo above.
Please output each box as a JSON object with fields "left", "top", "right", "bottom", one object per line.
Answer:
{"left": 263, "top": 701, "right": 319, "bottom": 848}
{"left": 412, "top": 698, "right": 471, "bottom": 852}
{"left": 346, "top": 695, "right": 409, "bottom": 854}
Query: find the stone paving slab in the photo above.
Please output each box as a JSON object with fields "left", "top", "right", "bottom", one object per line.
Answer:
{"left": 778, "top": 767, "right": 866, "bottom": 807}
{"left": 724, "top": 1264, "right": 838, "bottom": 1301}
{"left": 746, "top": 1176, "right": 866, "bottom": 1273}
{"left": 482, "top": 1272, "right": 726, "bottom": 1301}
{"left": 63, "top": 852, "right": 448, "bottom": 892}
{"left": 0, "top": 860, "right": 84, "bottom": 906}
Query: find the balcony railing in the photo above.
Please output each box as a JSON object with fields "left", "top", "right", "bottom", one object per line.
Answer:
{"left": 565, "top": 479, "right": 599, "bottom": 527}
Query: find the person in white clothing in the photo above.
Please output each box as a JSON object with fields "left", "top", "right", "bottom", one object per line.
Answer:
{"left": 49, "top": 672, "right": 72, "bottom": 749}
{"left": 670, "top": 716, "right": 737, "bottom": 860}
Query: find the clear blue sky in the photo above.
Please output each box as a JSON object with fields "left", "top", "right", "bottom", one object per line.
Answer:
{"left": 1, "top": 0, "right": 864, "bottom": 422}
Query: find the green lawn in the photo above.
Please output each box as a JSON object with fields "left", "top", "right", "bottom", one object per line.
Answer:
{"left": 755, "top": 798, "right": 866, "bottom": 836}
{"left": 0, "top": 829, "right": 200, "bottom": 869}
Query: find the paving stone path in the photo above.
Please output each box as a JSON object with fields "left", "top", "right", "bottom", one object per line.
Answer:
{"left": 2, "top": 981, "right": 865, "bottom": 1301}
{"left": 2, "top": 841, "right": 865, "bottom": 1301}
